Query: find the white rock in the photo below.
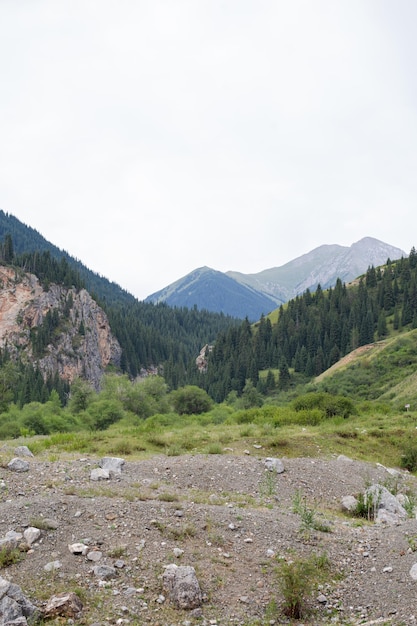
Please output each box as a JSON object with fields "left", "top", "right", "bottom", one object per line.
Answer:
{"left": 24, "top": 527, "right": 41, "bottom": 546}
{"left": 44, "top": 560, "right": 62, "bottom": 572}
{"left": 87, "top": 550, "right": 103, "bottom": 562}
{"left": 410, "top": 563, "right": 417, "bottom": 580}
{"left": 68, "top": 543, "right": 88, "bottom": 555}
{"left": 14, "top": 445, "right": 34, "bottom": 457}
{"left": 264, "top": 457, "right": 285, "bottom": 473}
{"left": 90, "top": 468, "right": 110, "bottom": 481}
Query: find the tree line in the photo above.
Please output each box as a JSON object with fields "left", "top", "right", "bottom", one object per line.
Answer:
{"left": 200, "top": 249, "right": 417, "bottom": 402}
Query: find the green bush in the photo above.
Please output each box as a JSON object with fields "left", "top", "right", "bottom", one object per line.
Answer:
{"left": 170, "top": 386, "right": 213, "bottom": 415}
{"left": 401, "top": 444, "right": 417, "bottom": 472}
{"left": 292, "top": 392, "right": 354, "bottom": 419}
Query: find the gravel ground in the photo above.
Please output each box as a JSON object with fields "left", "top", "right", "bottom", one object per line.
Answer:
{"left": 1, "top": 450, "right": 417, "bottom": 625}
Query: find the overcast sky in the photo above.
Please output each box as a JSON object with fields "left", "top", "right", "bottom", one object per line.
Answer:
{"left": 1, "top": 1, "right": 417, "bottom": 300}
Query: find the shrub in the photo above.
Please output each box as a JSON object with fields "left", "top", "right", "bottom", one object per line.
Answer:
{"left": 277, "top": 552, "right": 330, "bottom": 619}
{"left": 170, "top": 386, "right": 213, "bottom": 415}
{"left": 401, "top": 444, "right": 417, "bottom": 472}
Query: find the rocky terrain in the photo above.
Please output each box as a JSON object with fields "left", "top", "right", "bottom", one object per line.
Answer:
{"left": 0, "top": 265, "right": 121, "bottom": 389}
{"left": 1, "top": 449, "right": 417, "bottom": 625}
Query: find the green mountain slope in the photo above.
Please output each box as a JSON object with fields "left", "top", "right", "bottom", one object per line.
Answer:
{"left": 0, "top": 210, "right": 240, "bottom": 387}
{"left": 315, "top": 328, "right": 417, "bottom": 410}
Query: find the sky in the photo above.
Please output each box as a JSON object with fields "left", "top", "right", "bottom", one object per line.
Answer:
{"left": 1, "top": 1, "right": 417, "bottom": 300}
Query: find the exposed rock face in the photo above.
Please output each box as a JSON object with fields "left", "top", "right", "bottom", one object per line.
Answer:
{"left": 0, "top": 265, "right": 121, "bottom": 389}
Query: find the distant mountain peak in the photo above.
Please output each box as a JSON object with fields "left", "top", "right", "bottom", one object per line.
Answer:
{"left": 147, "top": 237, "right": 407, "bottom": 320}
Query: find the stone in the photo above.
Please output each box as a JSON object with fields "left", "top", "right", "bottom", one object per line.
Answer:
{"left": 162, "top": 564, "right": 202, "bottom": 610}
{"left": 7, "top": 458, "right": 30, "bottom": 473}
{"left": 14, "top": 446, "right": 34, "bottom": 458}
{"left": 90, "top": 468, "right": 110, "bottom": 481}
{"left": 365, "top": 484, "right": 407, "bottom": 524}
{"left": 44, "top": 592, "right": 83, "bottom": 618}
{"left": 409, "top": 563, "right": 417, "bottom": 580}
{"left": 68, "top": 542, "right": 88, "bottom": 555}
{"left": 341, "top": 495, "right": 359, "bottom": 512}
{"left": 23, "top": 527, "right": 41, "bottom": 546}
{"left": 92, "top": 565, "right": 117, "bottom": 579}
{"left": 87, "top": 550, "right": 103, "bottom": 562}
{"left": 264, "top": 457, "right": 285, "bottom": 473}
{"left": 317, "top": 593, "right": 328, "bottom": 603}
{"left": 337, "top": 454, "right": 353, "bottom": 463}
{"left": 0, "top": 576, "right": 39, "bottom": 625}
{"left": 99, "top": 457, "right": 125, "bottom": 477}
{"left": 44, "top": 560, "right": 62, "bottom": 572}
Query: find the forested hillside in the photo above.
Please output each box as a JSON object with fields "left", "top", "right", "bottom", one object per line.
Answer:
{"left": 0, "top": 212, "right": 240, "bottom": 393}
{"left": 201, "top": 249, "right": 417, "bottom": 402}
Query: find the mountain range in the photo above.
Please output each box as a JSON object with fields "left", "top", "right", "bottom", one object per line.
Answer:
{"left": 146, "top": 237, "right": 407, "bottom": 320}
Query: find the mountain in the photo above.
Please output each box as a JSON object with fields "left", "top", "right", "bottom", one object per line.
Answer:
{"left": 145, "top": 266, "right": 277, "bottom": 320}
{"left": 146, "top": 238, "right": 407, "bottom": 319}
{"left": 0, "top": 210, "right": 240, "bottom": 389}
{"left": 227, "top": 237, "right": 406, "bottom": 303}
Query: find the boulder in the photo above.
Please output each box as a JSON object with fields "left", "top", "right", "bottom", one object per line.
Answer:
{"left": 14, "top": 446, "right": 34, "bottom": 458}
{"left": 7, "top": 458, "right": 30, "bottom": 473}
{"left": 92, "top": 565, "right": 117, "bottom": 580}
{"left": 44, "top": 592, "right": 83, "bottom": 618}
{"left": 264, "top": 457, "right": 285, "bottom": 474}
{"left": 365, "top": 484, "right": 407, "bottom": 524}
{"left": 162, "top": 564, "right": 202, "bottom": 610}
{"left": 99, "top": 457, "right": 125, "bottom": 477}
{"left": 90, "top": 468, "right": 110, "bottom": 481}
{"left": 0, "top": 576, "right": 39, "bottom": 625}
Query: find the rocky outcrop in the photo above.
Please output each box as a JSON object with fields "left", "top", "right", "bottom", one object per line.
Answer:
{"left": 0, "top": 265, "right": 121, "bottom": 389}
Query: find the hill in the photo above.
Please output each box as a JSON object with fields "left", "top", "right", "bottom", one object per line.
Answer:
{"left": 147, "top": 237, "right": 406, "bottom": 319}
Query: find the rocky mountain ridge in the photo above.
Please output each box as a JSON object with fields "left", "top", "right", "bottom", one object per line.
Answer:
{"left": 228, "top": 237, "right": 406, "bottom": 302}
{"left": 0, "top": 265, "right": 121, "bottom": 389}
{"left": 147, "top": 237, "right": 407, "bottom": 319}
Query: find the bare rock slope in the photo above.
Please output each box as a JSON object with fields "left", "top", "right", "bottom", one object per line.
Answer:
{"left": 0, "top": 266, "right": 121, "bottom": 389}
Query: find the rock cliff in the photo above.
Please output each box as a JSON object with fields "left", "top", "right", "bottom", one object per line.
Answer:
{"left": 0, "top": 265, "right": 121, "bottom": 389}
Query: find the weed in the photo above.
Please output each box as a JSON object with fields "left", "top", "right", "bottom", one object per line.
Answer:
{"left": 169, "top": 523, "right": 196, "bottom": 540}
{"left": 276, "top": 551, "right": 330, "bottom": 620}
{"left": 259, "top": 470, "right": 277, "bottom": 499}
{"left": 157, "top": 492, "right": 179, "bottom": 502}
{"left": 352, "top": 487, "right": 382, "bottom": 521}
{"left": 0, "top": 544, "right": 23, "bottom": 568}
{"left": 401, "top": 443, "right": 417, "bottom": 471}
{"left": 292, "top": 490, "right": 331, "bottom": 536}
{"left": 166, "top": 444, "right": 186, "bottom": 456}
{"left": 108, "top": 545, "right": 127, "bottom": 558}
{"left": 407, "top": 535, "right": 417, "bottom": 552}
{"left": 29, "top": 517, "right": 57, "bottom": 531}
{"left": 205, "top": 442, "right": 224, "bottom": 454}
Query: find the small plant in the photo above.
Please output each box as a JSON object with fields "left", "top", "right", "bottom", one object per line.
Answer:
{"left": 407, "top": 535, "right": 417, "bottom": 552}
{"left": 108, "top": 545, "right": 127, "bottom": 558}
{"left": 157, "top": 492, "right": 179, "bottom": 502}
{"left": 29, "top": 517, "right": 57, "bottom": 531}
{"left": 292, "top": 490, "right": 330, "bottom": 536}
{"left": 260, "top": 470, "right": 277, "bottom": 499}
{"left": 401, "top": 444, "right": 417, "bottom": 472}
{"left": 353, "top": 487, "right": 382, "bottom": 521}
{"left": 276, "top": 551, "right": 330, "bottom": 620}
{"left": 205, "top": 442, "right": 223, "bottom": 455}
{"left": 169, "top": 523, "right": 196, "bottom": 540}
{"left": 0, "top": 545, "right": 23, "bottom": 568}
